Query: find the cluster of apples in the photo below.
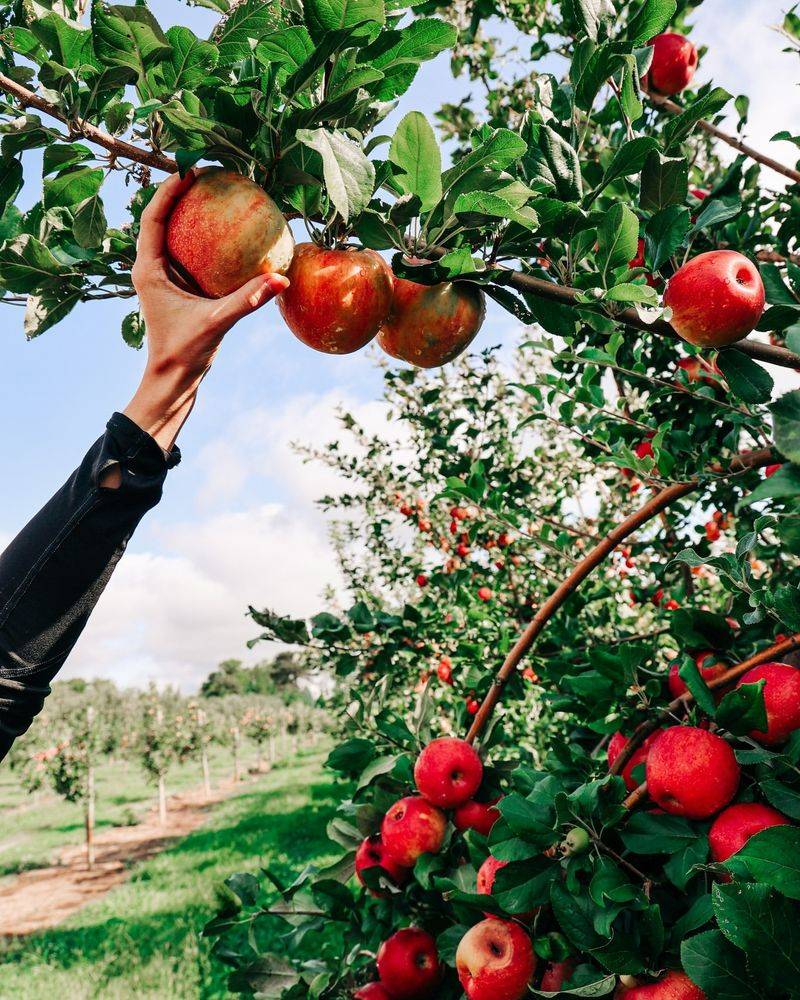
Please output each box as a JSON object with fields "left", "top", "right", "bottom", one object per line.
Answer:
{"left": 164, "top": 169, "right": 485, "bottom": 368}
{"left": 353, "top": 736, "right": 545, "bottom": 1000}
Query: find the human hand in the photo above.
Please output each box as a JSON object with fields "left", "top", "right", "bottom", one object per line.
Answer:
{"left": 125, "top": 170, "right": 290, "bottom": 451}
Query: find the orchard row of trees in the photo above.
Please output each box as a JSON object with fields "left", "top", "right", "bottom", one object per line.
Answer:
{"left": 6, "top": 669, "right": 329, "bottom": 868}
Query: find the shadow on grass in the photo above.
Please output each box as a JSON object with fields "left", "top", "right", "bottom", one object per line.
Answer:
{"left": 0, "top": 773, "right": 342, "bottom": 992}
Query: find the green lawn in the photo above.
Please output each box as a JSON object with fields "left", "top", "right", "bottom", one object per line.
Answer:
{"left": 0, "top": 747, "right": 341, "bottom": 999}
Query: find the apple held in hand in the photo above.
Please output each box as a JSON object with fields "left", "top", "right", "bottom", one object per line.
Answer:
{"left": 646, "top": 726, "right": 740, "bottom": 819}
{"left": 456, "top": 917, "right": 536, "bottom": 1000}
{"left": 279, "top": 243, "right": 394, "bottom": 354}
{"left": 355, "top": 834, "right": 410, "bottom": 894}
{"left": 414, "top": 736, "right": 483, "bottom": 808}
{"left": 381, "top": 796, "right": 447, "bottom": 866}
{"left": 377, "top": 276, "right": 485, "bottom": 368}
{"left": 166, "top": 168, "right": 294, "bottom": 298}
{"left": 708, "top": 802, "right": 790, "bottom": 863}
{"left": 616, "top": 970, "right": 706, "bottom": 998}
{"left": 647, "top": 32, "right": 699, "bottom": 95}
{"left": 736, "top": 662, "right": 800, "bottom": 745}
{"left": 664, "top": 251, "right": 765, "bottom": 348}
{"left": 376, "top": 928, "right": 441, "bottom": 999}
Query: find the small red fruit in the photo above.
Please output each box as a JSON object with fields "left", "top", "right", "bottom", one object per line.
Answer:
{"left": 708, "top": 802, "right": 790, "bottom": 863}
{"left": 279, "top": 242, "right": 393, "bottom": 354}
{"left": 414, "top": 737, "right": 483, "bottom": 808}
{"left": 736, "top": 662, "right": 800, "bottom": 745}
{"left": 477, "top": 586, "right": 493, "bottom": 602}
{"left": 416, "top": 574, "right": 428, "bottom": 588}
{"left": 664, "top": 251, "right": 766, "bottom": 348}
{"left": 376, "top": 928, "right": 441, "bottom": 1000}
{"left": 646, "top": 726, "right": 740, "bottom": 819}
{"left": 648, "top": 32, "right": 699, "bottom": 95}
{"left": 765, "top": 463, "right": 783, "bottom": 478}
{"left": 467, "top": 698, "right": 480, "bottom": 715}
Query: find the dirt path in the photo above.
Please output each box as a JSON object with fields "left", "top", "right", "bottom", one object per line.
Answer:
{"left": 0, "top": 777, "right": 245, "bottom": 936}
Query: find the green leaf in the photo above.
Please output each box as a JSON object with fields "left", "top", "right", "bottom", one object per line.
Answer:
{"left": 360, "top": 18, "right": 456, "bottom": 100}
{"left": 760, "top": 778, "right": 800, "bottom": 820}
{"left": 574, "top": 42, "right": 625, "bottom": 112}
{"left": 772, "top": 391, "right": 800, "bottom": 464}
{"left": 296, "top": 128, "right": 374, "bottom": 221}
{"left": 690, "top": 195, "right": 742, "bottom": 234}
{"left": 663, "top": 87, "right": 733, "bottom": 152}
{"left": 454, "top": 192, "right": 539, "bottom": 231}
{"left": 43, "top": 166, "right": 104, "bottom": 209}
{"left": 389, "top": 112, "right": 442, "bottom": 212}
{"left": 621, "top": 812, "right": 696, "bottom": 854}
{"left": 0, "top": 158, "right": 23, "bottom": 217}
{"left": 597, "top": 202, "right": 639, "bottom": 276}
{"left": 0, "top": 234, "right": 76, "bottom": 293}
{"left": 681, "top": 929, "right": 761, "bottom": 999}
{"left": 156, "top": 26, "right": 219, "bottom": 93}
{"left": 42, "top": 143, "right": 93, "bottom": 176}
{"left": 305, "top": 0, "right": 385, "bottom": 44}
{"left": 604, "top": 282, "right": 658, "bottom": 305}
{"left": 644, "top": 205, "right": 690, "bottom": 269}
{"left": 715, "top": 349, "right": 774, "bottom": 404}
{"left": 121, "top": 310, "right": 145, "bottom": 349}
{"left": 72, "top": 195, "right": 107, "bottom": 248}
{"left": 715, "top": 681, "right": 767, "bottom": 736}
{"left": 678, "top": 656, "right": 717, "bottom": 716}
{"left": 91, "top": 4, "right": 172, "bottom": 79}
{"left": 738, "top": 463, "right": 800, "bottom": 510}
{"left": 640, "top": 151, "right": 688, "bottom": 211}
{"left": 215, "top": 0, "right": 281, "bottom": 65}
{"left": 566, "top": 0, "right": 605, "bottom": 41}
{"left": 726, "top": 826, "right": 800, "bottom": 898}
{"left": 30, "top": 12, "right": 95, "bottom": 70}
{"left": 254, "top": 26, "right": 315, "bottom": 72}
{"left": 626, "top": 0, "right": 677, "bottom": 44}
{"left": 24, "top": 284, "right": 82, "bottom": 338}
{"left": 713, "top": 882, "right": 800, "bottom": 988}
{"left": 596, "top": 136, "right": 658, "bottom": 196}
{"left": 444, "top": 129, "right": 528, "bottom": 193}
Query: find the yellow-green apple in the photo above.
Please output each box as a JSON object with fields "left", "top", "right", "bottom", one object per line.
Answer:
{"left": 454, "top": 797, "right": 502, "bottom": 836}
{"left": 279, "top": 243, "right": 393, "bottom": 354}
{"left": 647, "top": 33, "right": 699, "bottom": 95}
{"left": 381, "top": 796, "right": 447, "bottom": 866}
{"left": 646, "top": 726, "right": 740, "bottom": 819}
{"left": 377, "top": 277, "right": 485, "bottom": 368}
{"left": 376, "top": 927, "right": 441, "bottom": 999}
{"left": 414, "top": 737, "right": 483, "bottom": 808}
{"left": 616, "top": 970, "right": 706, "bottom": 998}
{"left": 709, "top": 802, "right": 790, "bottom": 865}
{"left": 664, "top": 251, "right": 765, "bottom": 348}
{"left": 354, "top": 984, "right": 392, "bottom": 1000}
{"left": 607, "top": 731, "right": 660, "bottom": 792}
{"left": 456, "top": 917, "right": 535, "bottom": 1000}
{"left": 736, "top": 662, "right": 800, "bottom": 745}
{"left": 355, "top": 834, "right": 410, "bottom": 894}
{"left": 166, "top": 169, "right": 294, "bottom": 298}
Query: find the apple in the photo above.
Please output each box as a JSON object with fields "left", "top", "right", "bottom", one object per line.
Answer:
{"left": 381, "top": 796, "right": 447, "bottom": 866}
{"left": 616, "top": 970, "right": 706, "bottom": 998}
{"left": 454, "top": 798, "right": 502, "bottom": 836}
{"left": 629, "top": 239, "right": 659, "bottom": 287}
{"left": 765, "top": 463, "right": 783, "bottom": 478}
{"left": 736, "top": 662, "right": 800, "bottom": 745}
{"left": 667, "top": 653, "right": 728, "bottom": 699}
{"left": 416, "top": 574, "right": 428, "bottom": 588}
{"left": 708, "top": 802, "right": 790, "bottom": 863}
{"left": 355, "top": 834, "right": 410, "bottom": 893}
{"left": 414, "top": 737, "right": 483, "bottom": 808}
{"left": 166, "top": 168, "right": 294, "bottom": 298}
{"left": 354, "top": 984, "right": 392, "bottom": 1000}
{"left": 477, "top": 854, "right": 506, "bottom": 898}
{"left": 608, "top": 731, "right": 660, "bottom": 792}
{"left": 456, "top": 918, "right": 535, "bottom": 1000}
{"left": 377, "top": 276, "right": 486, "bottom": 368}
{"left": 376, "top": 927, "right": 441, "bottom": 999}
{"left": 690, "top": 188, "right": 710, "bottom": 201}
{"left": 664, "top": 251, "right": 765, "bottom": 348}
{"left": 477, "top": 586, "right": 493, "bottom": 602}
{"left": 278, "top": 242, "right": 393, "bottom": 354}
{"left": 648, "top": 32, "right": 699, "bottom": 95}
{"left": 646, "top": 726, "right": 740, "bottom": 819}
{"left": 541, "top": 959, "right": 576, "bottom": 992}
{"left": 467, "top": 698, "right": 480, "bottom": 715}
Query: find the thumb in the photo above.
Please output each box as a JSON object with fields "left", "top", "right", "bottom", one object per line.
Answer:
{"left": 217, "top": 273, "right": 290, "bottom": 327}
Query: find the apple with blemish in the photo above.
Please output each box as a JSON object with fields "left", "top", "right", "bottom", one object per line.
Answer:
{"left": 376, "top": 928, "right": 441, "bottom": 999}
{"left": 456, "top": 918, "right": 536, "bottom": 1000}
{"left": 279, "top": 242, "right": 393, "bottom": 354}
{"left": 664, "top": 251, "right": 765, "bottom": 348}
{"left": 166, "top": 168, "right": 294, "bottom": 298}
{"left": 381, "top": 796, "right": 447, "bottom": 866}
{"left": 378, "top": 276, "right": 486, "bottom": 368}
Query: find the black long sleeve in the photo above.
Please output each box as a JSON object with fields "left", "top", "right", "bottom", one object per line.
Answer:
{"left": 0, "top": 413, "right": 180, "bottom": 762}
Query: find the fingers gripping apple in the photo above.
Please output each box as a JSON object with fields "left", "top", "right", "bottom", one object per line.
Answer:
{"left": 165, "top": 169, "right": 294, "bottom": 298}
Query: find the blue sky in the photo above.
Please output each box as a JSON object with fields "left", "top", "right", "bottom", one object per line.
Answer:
{"left": 0, "top": 0, "right": 796, "bottom": 691}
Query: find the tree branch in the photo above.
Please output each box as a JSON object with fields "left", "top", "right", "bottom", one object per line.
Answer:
{"left": 465, "top": 448, "right": 775, "bottom": 745}
{"left": 609, "top": 631, "right": 800, "bottom": 780}
{"left": 648, "top": 92, "right": 800, "bottom": 185}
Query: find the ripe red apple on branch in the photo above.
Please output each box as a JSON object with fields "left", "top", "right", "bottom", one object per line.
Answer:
{"left": 376, "top": 928, "right": 441, "bottom": 999}
{"left": 708, "top": 802, "right": 790, "bottom": 864}
{"left": 355, "top": 834, "right": 410, "bottom": 894}
{"left": 380, "top": 795, "right": 447, "bottom": 866}
{"left": 165, "top": 169, "right": 294, "bottom": 298}
{"left": 645, "top": 726, "right": 740, "bottom": 819}
{"left": 454, "top": 797, "right": 501, "bottom": 835}
{"left": 736, "top": 661, "right": 800, "bottom": 745}
{"left": 456, "top": 917, "right": 536, "bottom": 1000}
{"left": 647, "top": 32, "right": 699, "bottom": 96}
{"left": 667, "top": 652, "right": 728, "bottom": 698}
{"left": 414, "top": 736, "right": 483, "bottom": 807}
{"left": 354, "top": 983, "right": 392, "bottom": 999}
{"left": 616, "top": 970, "right": 706, "bottom": 998}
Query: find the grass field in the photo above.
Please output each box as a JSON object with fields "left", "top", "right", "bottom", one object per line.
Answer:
{"left": 0, "top": 746, "right": 341, "bottom": 999}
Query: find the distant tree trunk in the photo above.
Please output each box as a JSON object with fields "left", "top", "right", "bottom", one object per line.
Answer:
{"left": 158, "top": 773, "right": 167, "bottom": 825}
{"left": 201, "top": 746, "right": 211, "bottom": 796}
{"left": 232, "top": 727, "right": 241, "bottom": 782}
{"left": 85, "top": 762, "right": 95, "bottom": 869}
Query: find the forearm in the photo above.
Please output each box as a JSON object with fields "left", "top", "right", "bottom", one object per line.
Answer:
{"left": 0, "top": 413, "right": 178, "bottom": 761}
{"left": 123, "top": 362, "right": 207, "bottom": 454}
